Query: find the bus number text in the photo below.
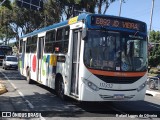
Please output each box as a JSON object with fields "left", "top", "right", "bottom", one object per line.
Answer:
{"left": 100, "top": 83, "right": 113, "bottom": 89}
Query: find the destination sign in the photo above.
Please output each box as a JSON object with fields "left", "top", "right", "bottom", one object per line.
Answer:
{"left": 91, "top": 16, "right": 146, "bottom": 32}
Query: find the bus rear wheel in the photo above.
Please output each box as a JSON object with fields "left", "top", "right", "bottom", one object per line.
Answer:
{"left": 57, "top": 76, "right": 66, "bottom": 100}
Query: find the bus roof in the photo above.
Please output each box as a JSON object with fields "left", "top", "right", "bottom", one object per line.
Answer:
{"left": 21, "top": 13, "right": 146, "bottom": 39}
{"left": 21, "top": 13, "right": 88, "bottom": 39}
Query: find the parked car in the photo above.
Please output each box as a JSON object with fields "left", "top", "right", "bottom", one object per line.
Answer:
{"left": 2, "top": 55, "right": 18, "bottom": 70}
{"left": 147, "top": 76, "right": 160, "bottom": 90}
{"left": 155, "top": 74, "right": 160, "bottom": 79}
{"left": 0, "top": 50, "right": 5, "bottom": 66}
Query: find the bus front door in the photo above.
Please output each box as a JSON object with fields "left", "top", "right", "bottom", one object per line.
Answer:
{"left": 37, "top": 37, "right": 44, "bottom": 82}
{"left": 71, "top": 29, "right": 81, "bottom": 96}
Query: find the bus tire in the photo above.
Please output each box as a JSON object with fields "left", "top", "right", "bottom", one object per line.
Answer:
{"left": 4, "top": 66, "right": 7, "bottom": 70}
{"left": 56, "top": 75, "right": 66, "bottom": 100}
{"left": 26, "top": 68, "right": 33, "bottom": 84}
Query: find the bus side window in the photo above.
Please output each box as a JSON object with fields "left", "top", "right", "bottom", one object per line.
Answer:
{"left": 31, "top": 35, "right": 38, "bottom": 53}
{"left": 56, "top": 26, "right": 70, "bottom": 53}
{"left": 45, "top": 30, "right": 55, "bottom": 53}
{"left": 26, "top": 37, "right": 32, "bottom": 53}
{"left": 26, "top": 36, "right": 37, "bottom": 53}
{"left": 63, "top": 27, "right": 70, "bottom": 53}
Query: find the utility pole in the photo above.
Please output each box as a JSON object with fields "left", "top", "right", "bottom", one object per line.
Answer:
{"left": 149, "top": 0, "right": 155, "bottom": 40}
{"left": 119, "top": 0, "right": 123, "bottom": 16}
{"left": 0, "top": 0, "right": 6, "bottom": 6}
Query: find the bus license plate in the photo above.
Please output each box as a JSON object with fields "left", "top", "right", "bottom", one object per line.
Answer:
{"left": 114, "top": 94, "right": 124, "bottom": 99}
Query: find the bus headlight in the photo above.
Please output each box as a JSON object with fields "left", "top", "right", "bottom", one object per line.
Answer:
{"left": 6, "top": 63, "right": 10, "bottom": 66}
{"left": 82, "top": 78, "right": 99, "bottom": 91}
{"left": 137, "top": 81, "right": 147, "bottom": 92}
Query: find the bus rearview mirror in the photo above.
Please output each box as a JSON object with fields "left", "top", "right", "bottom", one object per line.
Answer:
{"left": 82, "top": 28, "right": 88, "bottom": 40}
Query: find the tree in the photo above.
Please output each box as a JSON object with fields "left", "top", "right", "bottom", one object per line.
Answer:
{"left": 8, "top": 1, "right": 61, "bottom": 36}
{"left": 57, "top": 0, "right": 125, "bottom": 19}
{"left": 79, "top": 0, "right": 96, "bottom": 13}
{"left": 96, "top": 0, "right": 125, "bottom": 14}
{"left": 56, "top": 0, "right": 83, "bottom": 19}
{"left": 11, "top": 5, "right": 44, "bottom": 34}
{"left": 43, "top": 0, "right": 61, "bottom": 26}
{"left": 149, "top": 30, "right": 156, "bottom": 42}
{"left": 0, "top": 7, "right": 16, "bottom": 45}
{"left": 56, "top": 0, "right": 97, "bottom": 19}
{"left": 0, "top": 0, "right": 127, "bottom": 45}
{"left": 0, "top": 0, "right": 12, "bottom": 9}
{"left": 0, "top": 0, "right": 13, "bottom": 44}
{"left": 149, "top": 30, "right": 160, "bottom": 67}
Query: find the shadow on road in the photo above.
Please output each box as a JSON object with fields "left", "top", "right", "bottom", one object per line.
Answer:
{"left": 0, "top": 70, "right": 160, "bottom": 118}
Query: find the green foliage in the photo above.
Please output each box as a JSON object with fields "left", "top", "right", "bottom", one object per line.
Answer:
{"left": 149, "top": 30, "right": 160, "bottom": 67}
{"left": 57, "top": 0, "right": 96, "bottom": 19}
{"left": 11, "top": 5, "right": 45, "bottom": 34}
{"left": 0, "top": 7, "right": 16, "bottom": 44}
{"left": 43, "top": 0, "right": 61, "bottom": 26}
{"left": 0, "top": 0, "right": 125, "bottom": 44}
{"left": 0, "top": 0, "right": 12, "bottom": 9}
{"left": 149, "top": 30, "right": 160, "bottom": 42}
{"left": 96, "top": 0, "right": 125, "bottom": 14}
{"left": 150, "top": 69, "right": 158, "bottom": 74}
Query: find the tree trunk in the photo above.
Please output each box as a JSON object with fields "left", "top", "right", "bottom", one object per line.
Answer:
{"left": 103, "top": 2, "right": 109, "bottom": 14}
{"left": 98, "top": 0, "right": 103, "bottom": 14}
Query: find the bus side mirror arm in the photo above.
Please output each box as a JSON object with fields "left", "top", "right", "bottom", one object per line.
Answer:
{"left": 82, "top": 28, "right": 88, "bottom": 40}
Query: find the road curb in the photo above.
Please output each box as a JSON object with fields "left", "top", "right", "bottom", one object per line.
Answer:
{"left": 146, "top": 90, "right": 160, "bottom": 98}
{"left": 0, "top": 83, "right": 7, "bottom": 95}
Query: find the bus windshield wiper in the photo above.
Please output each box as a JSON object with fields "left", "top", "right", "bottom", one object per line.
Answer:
{"left": 134, "top": 31, "right": 139, "bottom": 36}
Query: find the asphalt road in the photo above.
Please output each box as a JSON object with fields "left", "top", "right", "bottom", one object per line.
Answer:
{"left": 0, "top": 68, "right": 160, "bottom": 120}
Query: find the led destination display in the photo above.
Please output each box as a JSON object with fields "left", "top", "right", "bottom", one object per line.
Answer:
{"left": 91, "top": 16, "right": 146, "bottom": 32}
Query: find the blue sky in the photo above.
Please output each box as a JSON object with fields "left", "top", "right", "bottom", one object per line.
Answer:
{"left": 105, "top": 0, "right": 160, "bottom": 31}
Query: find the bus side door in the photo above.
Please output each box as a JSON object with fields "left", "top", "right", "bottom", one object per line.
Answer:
{"left": 71, "top": 29, "right": 82, "bottom": 96}
{"left": 37, "top": 36, "right": 44, "bottom": 82}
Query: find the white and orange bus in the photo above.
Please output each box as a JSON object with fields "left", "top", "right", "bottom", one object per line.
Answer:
{"left": 19, "top": 13, "right": 148, "bottom": 101}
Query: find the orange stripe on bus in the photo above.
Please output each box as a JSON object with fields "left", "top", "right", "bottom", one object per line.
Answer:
{"left": 88, "top": 69, "right": 146, "bottom": 77}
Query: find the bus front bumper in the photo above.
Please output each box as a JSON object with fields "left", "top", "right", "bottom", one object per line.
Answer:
{"left": 80, "top": 83, "right": 147, "bottom": 101}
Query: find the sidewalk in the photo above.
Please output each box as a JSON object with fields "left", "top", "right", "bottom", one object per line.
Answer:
{"left": 0, "top": 80, "right": 7, "bottom": 95}
{"left": 146, "top": 89, "right": 160, "bottom": 98}
{"left": 0, "top": 79, "right": 30, "bottom": 112}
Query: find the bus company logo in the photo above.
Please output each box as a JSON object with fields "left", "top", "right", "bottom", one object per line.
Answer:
{"left": 68, "top": 16, "right": 78, "bottom": 24}
{"left": 2, "top": 112, "right": 11, "bottom": 117}
{"left": 1, "top": 112, "right": 41, "bottom": 118}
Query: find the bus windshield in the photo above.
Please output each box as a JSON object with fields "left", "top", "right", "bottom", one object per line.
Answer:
{"left": 0, "top": 46, "right": 12, "bottom": 55}
{"left": 84, "top": 30, "right": 147, "bottom": 72}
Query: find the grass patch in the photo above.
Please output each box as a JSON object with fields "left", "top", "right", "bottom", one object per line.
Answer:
{"left": 148, "top": 67, "right": 160, "bottom": 76}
